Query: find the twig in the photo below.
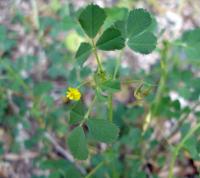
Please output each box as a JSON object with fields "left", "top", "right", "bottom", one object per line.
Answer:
{"left": 44, "top": 132, "right": 86, "bottom": 175}
{"left": 3, "top": 152, "right": 38, "bottom": 161}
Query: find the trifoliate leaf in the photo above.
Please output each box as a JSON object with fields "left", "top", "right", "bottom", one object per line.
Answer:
{"left": 96, "top": 27, "right": 125, "bottom": 51}
{"left": 128, "top": 32, "right": 157, "bottom": 54}
{"left": 78, "top": 4, "right": 106, "bottom": 38}
{"left": 68, "top": 127, "right": 88, "bottom": 160}
{"left": 87, "top": 119, "right": 119, "bottom": 143}
{"left": 75, "top": 42, "right": 92, "bottom": 66}
{"left": 127, "top": 8, "right": 152, "bottom": 38}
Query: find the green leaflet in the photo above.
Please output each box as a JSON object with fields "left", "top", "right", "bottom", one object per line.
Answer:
{"left": 87, "top": 119, "right": 119, "bottom": 143}
{"left": 0, "top": 25, "right": 7, "bottom": 41}
{"left": 68, "top": 127, "right": 88, "bottom": 160}
{"left": 78, "top": 4, "right": 106, "bottom": 38}
{"left": 100, "top": 79, "right": 121, "bottom": 93}
{"left": 114, "top": 20, "right": 127, "bottom": 38}
{"left": 65, "top": 165, "right": 82, "bottom": 178}
{"left": 48, "top": 172, "right": 60, "bottom": 178}
{"left": 183, "top": 136, "right": 199, "bottom": 160}
{"left": 75, "top": 42, "right": 92, "bottom": 66}
{"left": 104, "top": 7, "right": 129, "bottom": 29}
{"left": 69, "top": 101, "right": 86, "bottom": 124}
{"left": 181, "top": 28, "right": 200, "bottom": 45}
{"left": 96, "top": 27, "right": 125, "bottom": 51}
{"left": 128, "top": 32, "right": 157, "bottom": 54}
{"left": 180, "top": 28, "right": 200, "bottom": 60}
{"left": 127, "top": 8, "right": 152, "bottom": 38}
{"left": 33, "top": 81, "right": 53, "bottom": 96}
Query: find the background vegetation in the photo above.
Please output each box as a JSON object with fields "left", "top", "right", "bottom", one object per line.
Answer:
{"left": 0, "top": 0, "right": 200, "bottom": 178}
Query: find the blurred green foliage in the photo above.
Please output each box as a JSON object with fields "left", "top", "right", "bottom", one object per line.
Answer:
{"left": 0, "top": 2, "right": 200, "bottom": 178}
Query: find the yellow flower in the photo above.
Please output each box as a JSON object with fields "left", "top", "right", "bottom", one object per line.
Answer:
{"left": 66, "top": 87, "right": 81, "bottom": 101}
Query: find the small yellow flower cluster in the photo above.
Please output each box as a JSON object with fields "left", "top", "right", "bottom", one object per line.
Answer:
{"left": 66, "top": 87, "right": 81, "bottom": 101}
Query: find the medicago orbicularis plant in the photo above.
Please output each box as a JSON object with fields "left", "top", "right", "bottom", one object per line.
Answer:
{"left": 66, "top": 4, "right": 157, "bottom": 160}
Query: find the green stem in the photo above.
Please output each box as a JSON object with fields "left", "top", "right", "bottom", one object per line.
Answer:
{"left": 113, "top": 50, "right": 123, "bottom": 79}
{"left": 31, "top": 0, "right": 40, "bottom": 30}
{"left": 168, "top": 122, "right": 200, "bottom": 178}
{"left": 77, "top": 80, "right": 90, "bottom": 88}
{"left": 107, "top": 51, "right": 124, "bottom": 122}
{"left": 143, "top": 41, "right": 169, "bottom": 133}
{"left": 108, "top": 95, "right": 113, "bottom": 122}
{"left": 92, "top": 39, "right": 103, "bottom": 72}
{"left": 153, "top": 41, "right": 168, "bottom": 115}
{"left": 85, "top": 161, "right": 104, "bottom": 178}
{"left": 167, "top": 102, "right": 200, "bottom": 140}
{"left": 80, "top": 95, "right": 96, "bottom": 126}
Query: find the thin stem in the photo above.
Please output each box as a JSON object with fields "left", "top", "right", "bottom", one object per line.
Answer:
{"left": 107, "top": 51, "right": 124, "bottom": 122}
{"left": 77, "top": 80, "right": 90, "bottom": 88}
{"left": 85, "top": 161, "right": 104, "bottom": 178}
{"left": 108, "top": 95, "right": 113, "bottom": 122}
{"left": 168, "top": 122, "right": 200, "bottom": 178}
{"left": 80, "top": 95, "right": 97, "bottom": 126}
{"left": 153, "top": 42, "right": 168, "bottom": 115}
{"left": 91, "top": 39, "right": 111, "bottom": 122}
{"left": 143, "top": 41, "right": 169, "bottom": 133}
{"left": 121, "top": 79, "right": 157, "bottom": 87}
{"left": 121, "top": 79, "right": 143, "bottom": 84}
{"left": 92, "top": 39, "right": 103, "bottom": 72}
{"left": 167, "top": 102, "right": 200, "bottom": 140}
{"left": 31, "top": 0, "right": 40, "bottom": 30}
{"left": 113, "top": 50, "right": 123, "bottom": 79}
{"left": 142, "top": 112, "right": 152, "bottom": 134}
